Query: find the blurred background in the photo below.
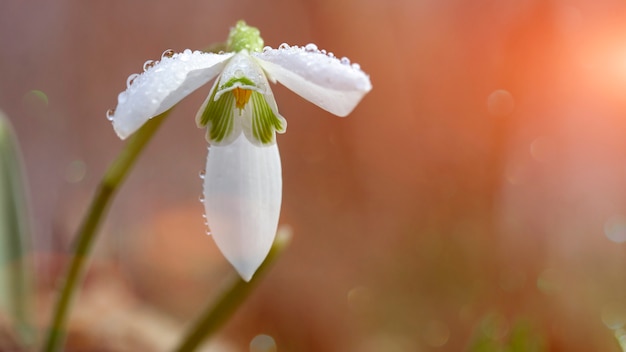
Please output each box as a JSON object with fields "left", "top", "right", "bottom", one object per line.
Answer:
{"left": 3, "top": 0, "right": 626, "bottom": 350}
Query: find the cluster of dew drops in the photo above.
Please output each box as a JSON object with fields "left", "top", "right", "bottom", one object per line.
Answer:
{"left": 105, "top": 49, "right": 177, "bottom": 122}
{"left": 266, "top": 43, "right": 363, "bottom": 71}
{"left": 105, "top": 44, "right": 364, "bottom": 122}
{"left": 198, "top": 169, "right": 212, "bottom": 235}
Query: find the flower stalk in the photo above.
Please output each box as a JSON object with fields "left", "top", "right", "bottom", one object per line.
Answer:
{"left": 42, "top": 110, "right": 169, "bottom": 352}
{"left": 174, "top": 228, "right": 291, "bottom": 352}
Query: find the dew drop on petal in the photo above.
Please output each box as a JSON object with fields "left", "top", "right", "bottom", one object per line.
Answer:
{"left": 320, "top": 49, "right": 327, "bottom": 54}
{"left": 161, "top": 49, "right": 175, "bottom": 59}
{"left": 305, "top": 43, "right": 318, "bottom": 52}
{"left": 279, "top": 43, "right": 290, "bottom": 50}
{"left": 105, "top": 108, "right": 115, "bottom": 121}
{"left": 340, "top": 57, "right": 351, "bottom": 65}
{"left": 183, "top": 49, "right": 192, "bottom": 55}
{"left": 199, "top": 169, "right": 206, "bottom": 179}
{"left": 117, "top": 91, "right": 128, "bottom": 104}
{"left": 263, "top": 46, "right": 272, "bottom": 52}
{"left": 143, "top": 60, "right": 156, "bottom": 71}
{"left": 199, "top": 194, "right": 205, "bottom": 203}
{"left": 352, "top": 63, "right": 361, "bottom": 70}
{"left": 126, "top": 73, "right": 140, "bottom": 88}
{"left": 218, "top": 50, "right": 225, "bottom": 55}
{"left": 327, "top": 52, "right": 335, "bottom": 58}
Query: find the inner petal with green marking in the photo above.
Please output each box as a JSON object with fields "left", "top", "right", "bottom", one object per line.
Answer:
{"left": 197, "top": 79, "right": 238, "bottom": 144}
{"left": 250, "top": 92, "right": 286, "bottom": 144}
{"left": 196, "top": 50, "right": 287, "bottom": 146}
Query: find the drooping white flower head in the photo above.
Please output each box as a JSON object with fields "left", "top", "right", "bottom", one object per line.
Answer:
{"left": 107, "top": 21, "right": 372, "bottom": 281}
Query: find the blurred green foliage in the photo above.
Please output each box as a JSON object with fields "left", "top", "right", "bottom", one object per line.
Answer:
{"left": 0, "top": 110, "right": 34, "bottom": 347}
{"left": 469, "top": 314, "right": 546, "bottom": 352}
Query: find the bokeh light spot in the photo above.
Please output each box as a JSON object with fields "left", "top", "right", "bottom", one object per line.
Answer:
{"left": 487, "top": 89, "right": 515, "bottom": 117}
{"left": 22, "top": 89, "right": 49, "bottom": 117}
{"left": 423, "top": 320, "right": 450, "bottom": 347}
{"left": 65, "top": 159, "right": 87, "bottom": 183}
{"left": 530, "top": 137, "right": 555, "bottom": 163}
{"left": 602, "top": 301, "right": 626, "bottom": 330}
{"left": 604, "top": 215, "right": 626, "bottom": 243}
{"left": 500, "top": 267, "right": 527, "bottom": 292}
{"left": 505, "top": 162, "right": 527, "bottom": 185}
{"left": 250, "top": 334, "right": 276, "bottom": 352}
{"left": 481, "top": 313, "right": 509, "bottom": 340}
{"left": 347, "top": 286, "right": 372, "bottom": 313}
{"left": 359, "top": 333, "right": 414, "bottom": 352}
{"left": 23, "top": 89, "right": 48, "bottom": 107}
{"left": 537, "top": 269, "right": 560, "bottom": 295}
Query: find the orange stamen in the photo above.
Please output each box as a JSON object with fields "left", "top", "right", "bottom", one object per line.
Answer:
{"left": 233, "top": 87, "right": 252, "bottom": 110}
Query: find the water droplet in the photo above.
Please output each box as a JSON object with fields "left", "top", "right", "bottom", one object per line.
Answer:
{"left": 161, "top": 49, "right": 175, "bottom": 59}
{"left": 183, "top": 49, "right": 192, "bottom": 55}
{"left": 205, "top": 229, "right": 212, "bottom": 236}
{"left": 199, "top": 194, "right": 205, "bottom": 203}
{"left": 201, "top": 213, "right": 206, "bottom": 219}
{"left": 105, "top": 108, "right": 115, "bottom": 121}
{"left": 305, "top": 43, "right": 318, "bottom": 52}
{"left": 199, "top": 169, "right": 206, "bottom": 179}
{"left": 218, "top": 50, "right": 225, "bottom": 55}
{"left": 279, "top": 43, "right": 290, "bottom": 50}
{"left": 143, "top": 60, "right": 156, "bottom": 71}
{"left": 126, "top": 73, "right": 140, "bottom": 88}
{"left": 118, "top": 91, "right": 128, "bottom": 104}
{"left": 262, "top": 46, "right": 272, "bottom": 52}
{"left": 320, "top": 49, "right": 327, "bottom": 54}
{"left": 340, "top": 57, "right": 351, "bottom": 65}
{"left": 327, "top": 52, "right": 335, "bottom": 58}
{"left": 351, "top": 63, "right": 361, "bottom": 70}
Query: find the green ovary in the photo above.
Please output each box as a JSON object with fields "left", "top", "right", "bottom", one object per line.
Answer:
{"left": 227, "top": 21, "right": 264, "bottom": 53}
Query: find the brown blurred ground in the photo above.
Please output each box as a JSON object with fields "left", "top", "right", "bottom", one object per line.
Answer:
{"left": 4, "top": 0, "right": 626, "bottom": 351}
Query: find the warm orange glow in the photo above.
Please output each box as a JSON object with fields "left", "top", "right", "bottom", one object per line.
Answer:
{"left": 233, "top": 87, "right": 252, "bottom": 110}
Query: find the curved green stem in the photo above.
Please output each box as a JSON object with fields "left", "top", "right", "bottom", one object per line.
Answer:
{"left": 174, "top": 229, "right": 291, "bottom": 352}
{"left": 42, "top": 112, "right": 169, "bottom": 352}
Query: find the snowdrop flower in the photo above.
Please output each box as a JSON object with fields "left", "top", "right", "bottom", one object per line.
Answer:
{"left": 107, "top": 21, "right": 371, "bottom": 281}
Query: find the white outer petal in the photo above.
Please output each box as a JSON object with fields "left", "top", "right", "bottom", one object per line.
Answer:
{"left": 111, "top": 50, "right": 234, "bottom": 139}
{"left": 253, "top": 46, "right": 372, "bottom": 117}
{"left": 203, "top": 134, "right": 282, "bottom": 281}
